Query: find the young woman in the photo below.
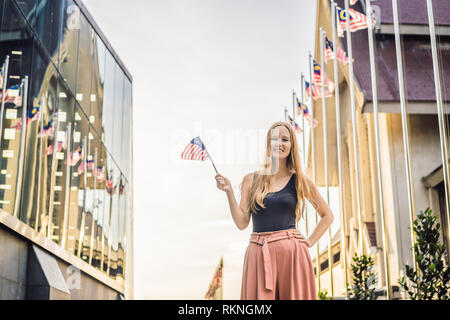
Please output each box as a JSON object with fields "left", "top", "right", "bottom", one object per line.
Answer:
{"left": 215, "top": 121, "right": 334, "bottom": 300}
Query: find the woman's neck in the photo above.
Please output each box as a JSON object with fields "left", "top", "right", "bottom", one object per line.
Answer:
{"left": 270, "top": 157, "right": 290, "bottom": 178}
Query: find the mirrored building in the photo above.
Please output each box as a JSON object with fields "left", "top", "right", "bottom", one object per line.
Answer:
{"left": 0, "top": 0, "right": 133, "bottom": 299}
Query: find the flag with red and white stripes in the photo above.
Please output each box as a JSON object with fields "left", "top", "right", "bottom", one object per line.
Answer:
{"left": 181, "top": 136, "right": 209, "bottom": 161}
{"left": 336, "top": 7, "right": 373, "bottom": 37}
{"left": 325, "top": 37, "right": 349, "bottom": 65}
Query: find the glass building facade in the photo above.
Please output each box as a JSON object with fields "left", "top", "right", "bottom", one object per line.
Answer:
{"left": 0, "top": 0, "right": 133, "bottom": 287}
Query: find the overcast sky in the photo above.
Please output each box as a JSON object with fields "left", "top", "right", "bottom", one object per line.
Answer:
{"left": 81, "top": 0, "right": 340, "bottom": 299}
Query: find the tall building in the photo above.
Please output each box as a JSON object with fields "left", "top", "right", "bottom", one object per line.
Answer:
{"left": 0, "top": 0, "right": 133, "bottom": 299}
{"left": 309, "top": 0, "right": 449, "bottom": 299}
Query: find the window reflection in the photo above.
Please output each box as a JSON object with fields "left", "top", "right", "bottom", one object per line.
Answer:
{"left": 75, "top": 13, "right": 92, "bottom": 114}
{"left": 102, "top": 50, "right": 115, "bottom": 152}
{"left": 0, "top": 0, "right": 131, "bottom": 284}
{"left": 0, "top": 1, "right": 33, "bottom": 216}
{"left": 88, "top": 34, "right": 105, "bottom": 139}
{"left": 59, "top": 0, "right": 79, "bottom": 93}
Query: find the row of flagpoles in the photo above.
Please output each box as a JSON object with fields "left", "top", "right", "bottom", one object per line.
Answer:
{"left": 181, "top": 0, "right": 450, "bottom": 299}
{"left": 284, "top": 0, "right": 450, "bottom": 299}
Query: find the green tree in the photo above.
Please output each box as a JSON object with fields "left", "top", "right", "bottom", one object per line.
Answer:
{"left": 346, "top": 253, "right": 378, "bottom": 300}
{"left": 398, "top": 208, "right": 450, "bottom": 300}
{"left": 318, "top": 289, "right": 332, "bottom": 300}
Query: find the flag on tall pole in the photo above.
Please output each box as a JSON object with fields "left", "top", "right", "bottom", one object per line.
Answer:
{"left": 313, "top": 59, "right": 334, "bottom": 92}
{"left": 181, "top": 136, "right": 218, "bottom": 175}
{"left": 336, "top": 6, "right": 373, "bottom": 36}
{"left": 288, "top": 115, "right": 303, "bottom": 134}
{"left": 297, "top": 97, "right": 319, "bottom": 128}
{"left": 205, "top": 257, "right": 223, "bottom": 300}
{"left": 325, "top": 36, "right": 350, "bottom": 65}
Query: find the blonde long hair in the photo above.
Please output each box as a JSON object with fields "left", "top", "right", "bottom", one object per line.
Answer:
{"left": 247, "top": 121, "right": 314, "bottom": 223}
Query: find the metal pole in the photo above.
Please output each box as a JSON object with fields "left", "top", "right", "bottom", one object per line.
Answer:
{"left": 392, "top": 0, "right": 418, "bottom": 275}
{"left": 427, "top": 0, "right": 450, "bottom": 259}
{"left": 284, "top": 107, "right": 288, "bottom": 121}
{"left": 301, "top": 73, "right": 309, "bottom": 238}
{"left": 34, "top": 98, "right": 45, "bottom": 231}
{"left": 13, "top": 77, "right": 28, "bottom": 218}
{"left": 107, "top": 170, "right": 114, "bottom": 275}
{"left": 366, "top": 0, "right": 392, "bottom": 299}
{"left": 101, "top": 171, "right": 107, "bottom": 271}
{"left": 0, "top": 55, "right": 10, "bottom": 143}
{"left": 47, "top": 113, "right": 61, "bottom": 239}
{"left": 331, "top": 1, "right": 349, "bottom": 299}
{"left": 345, "top": 0, "right": 364, "bottom": 255}
{"left": 320, "top": 28, "right": 334, "bottom": 297}
{"left": 81, "top": 136, "right": 88, "bottom": 258}
{"left": 61, "top": 122, "right": 72, "bottom": 249}
{"left": 292, "top": 90, "right": 296, "bottom": 129}
{"left": 89, "top": 147, "right": 98, "bottom": 265}
{"left": 309, "top": 51, "right": 321, "bottom": 292}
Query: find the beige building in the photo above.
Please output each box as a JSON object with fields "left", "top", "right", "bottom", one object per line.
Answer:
{"left": 308, "top": 0, "right": 450, "bottom": 299}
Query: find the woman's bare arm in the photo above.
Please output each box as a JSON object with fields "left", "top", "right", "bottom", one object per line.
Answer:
{"left": 303, "top": 177, "right": 334, "bottom": 247}
{"left": 217, "top": 173, "right": 253, "bottom": 230}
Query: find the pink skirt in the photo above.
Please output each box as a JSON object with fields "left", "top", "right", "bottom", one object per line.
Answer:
{"left": 240, "top": 228, "right": 317, "bottom": 300}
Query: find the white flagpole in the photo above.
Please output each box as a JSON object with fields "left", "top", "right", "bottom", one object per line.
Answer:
{"left": 366, "top": 0, "right": 392, "bottom": 299}
{"left": 392, "top": 0, "right": 418, "bottom": 275}
{"left": 331, "top": 1, "right": 349, "bottom": 299}
{"left": 309, "top": 51, "right": 321, "bottom": 292}
{"left": 426, "top": 0, "right": 450, "bottom": 257}
{"left": 300, "top": 73, "right": 309, "bottom": 238}
{"left": 13, "top": 77, "right": 28, "bottom": 218}
{"left": 320, "top": 28, "right": 334, "bottom": 297}
{"left": 0, "top": 55, "right": 9, "bottom": 143}
{"left": 345, "top": 0, "right": 364, "bottom": 255}
{"left": 292, "top": 90, "right": 296, "bottom": 129}
{"left": 201, "top": 137, "right": 219, "bottom": 175}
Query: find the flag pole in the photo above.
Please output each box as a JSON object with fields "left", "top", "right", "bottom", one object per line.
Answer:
{"left": 345, "top": 0, "right": 365, "bottom": 255}
{"left": 427, "top": 0, "right": 450, "bottom": 260}
{"left": 13, "top": 77, "right": 28, "bottom": 218}
{"left": 392, "top": 0, "right": 418, "bottom": 276}
{"left": 202, "top": 138, "right": 219, "bottom": 175}
{"left": 0, "top": 55, "right": 10, "bottom": 143}
{"left": 366, "top": 0, "right": 392, "bottom": 299}
{"left": 34, "top": 97, "right": 45, "bottom": 231}
{"left": 292, "top": 90, "right": 296, "bottom": 129}
{"left": 320, "top": 28, "right": 334, "bottom": 297}
{"left": 301, "top": 73, "right": 309, "bottom": 238}
{"left": 331, "top": 1, "right": 349, "bottom": 299}
{"left": 284, "top": 107, "right": 288, "bottom": 121}
{"left": 309, "top": 51, "right": 321, "bottom": 292}
{"left": 61, "top": 122, "right": 72, "bottom": 250}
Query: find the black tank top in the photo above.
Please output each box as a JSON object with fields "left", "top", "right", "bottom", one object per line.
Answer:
{"left": 251, "top": 173, "right": 297, "bottom": 232}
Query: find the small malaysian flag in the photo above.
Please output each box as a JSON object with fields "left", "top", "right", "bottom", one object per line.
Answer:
{"left": 95, "top": 166, "right": 106, "bottom": 181}
{"left": 324, "top": 37, "right": 335, "bottom": 62}
{"left": 305, "top": 81, "right": 311, "bottom": 101}
{"left": 348, "top": 8, "right": 370, "bottom": 32}
{"left": 311, "top": 82, "right": 332, "bottom": 100}
{"left": 86, "top": 159, "right": 95, "bottom": 170}
{"left": 313, "top": 59, "right": 322, "bottom": 83}
{"left": 40, "top": 119, "right": 55, "bottom": 137}
{"left": 336, "top": 7, "right": 373, "bottom": 36}
{"left": 288, "top": 115, "right": 303, "bottom": 134}
{"left": 77, "top": 160, "right": 85, "bottom": 175}
{"left": 68, "top": 144, "right": 83, "bottom": 166}
{"left": 313, "top": 59, "right": 334, "bottom": 91}
{"left": 45, "top": 141, "right": 63, "bottom": 156}
{"left": 181, "top": 136, "right": 209, "bottom": 161}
